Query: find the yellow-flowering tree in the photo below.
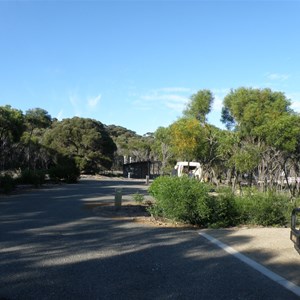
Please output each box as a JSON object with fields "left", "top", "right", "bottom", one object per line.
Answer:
{"left": 170, "top": 118, "right": 203, "bottom": 162}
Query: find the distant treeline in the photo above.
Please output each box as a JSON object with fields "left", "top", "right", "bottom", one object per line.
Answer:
{"left": 0, "top": 106, "right": 157, "bottom": 175}
{"left": 2, "top": 87, "right": 300, "bottom": 196}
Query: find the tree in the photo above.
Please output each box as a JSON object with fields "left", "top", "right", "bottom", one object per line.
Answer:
{"left": 0, "top": 105, "right": 24, "bottom": 170}
{"left": 153, "top": 126, "right": 174, "bottom": 173}
{"left": 197, "top": 124, "right": 224, "bottom": 184}
{"left": 22, "top": 108, "right": 52, "bottom": 170}
{"left": 44, "top": 117, "right": 117, "bottom": 173}
{"left": 106, "top": 125, "right": 157, "bottom": 168}
{"left": 183, "top": 89, "right": 214, "bottom": 123}
{"left": 220, "top": 87, "right": 299, "bottom": 194}
{"left": 261, "top": 114, "right": 300, "bottom": 195}
{"left": 0, "top": 105, "right": 24, "bottom": 142}
{"left": 169, "top": 118, "right": 204, "bottom": 162}
{"left": 221, "top": 87, "right": 292, "bottom": 136}
{"left": 25, "top": 108, "right": 52, "bottom": 132}
{"left": 107, "top": 125, "right": 141, "bottom": 167}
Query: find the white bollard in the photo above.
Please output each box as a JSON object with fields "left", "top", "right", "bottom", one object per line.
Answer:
{"left": 115, "top": 188, "right": 122, "bottom": 209}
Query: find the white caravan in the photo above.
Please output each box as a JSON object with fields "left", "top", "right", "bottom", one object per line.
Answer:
{"left": 173, "top": 161, "right": 203, "bottom": 180}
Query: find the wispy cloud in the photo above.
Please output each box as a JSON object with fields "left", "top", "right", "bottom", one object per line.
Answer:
{"left": 137, "top": 87, "right": 190, "bottom": 113}
{"left": 69, "top": 93, "right": 81, "bottom": 116}
{"left": 131, "top": 87, "right": 229, "bottom": 130}
{"left": 68, "top": 91, "right": 102, "bottom": 117}
{"left": 56, "top": 110, "right": 64, "bottom": 120}
{"left": 265, "top": 72, "right": 290, "bottom": 81}
{"left": 142, "top": 94, "right": 188, "bottom": 103}
{"left": 155, "top": 87, "right": 192, "bottom": 93}
{"left": 88, "top": 94, "right": 101, "bottom": 108}
{"left": 135, "top": 87, "right": 229, "bottom": 115}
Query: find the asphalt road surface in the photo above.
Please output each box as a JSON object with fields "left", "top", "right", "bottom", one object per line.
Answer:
{"left": 0, "top": 178, "right": 299, "bottom": 300}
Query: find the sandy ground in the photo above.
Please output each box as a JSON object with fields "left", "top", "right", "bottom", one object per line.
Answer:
{"left": 201, "top": 227, "right": 300, "bottom": 286}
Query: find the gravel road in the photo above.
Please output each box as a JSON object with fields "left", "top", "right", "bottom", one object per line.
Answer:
{"left": 0, "top": 178, "right": 299, "bottom": 300}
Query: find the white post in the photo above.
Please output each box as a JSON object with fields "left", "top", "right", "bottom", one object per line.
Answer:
{"left": 115, "top": 188, "right": 122, "bottom": 209}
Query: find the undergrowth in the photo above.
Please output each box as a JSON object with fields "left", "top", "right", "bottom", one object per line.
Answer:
{"left": 148, "top": 176, "right": 299, "bottom": 228}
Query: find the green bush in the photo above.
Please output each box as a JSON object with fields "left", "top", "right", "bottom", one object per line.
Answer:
{"left": 48, "top": 160, "right": 80, "bottom": 183}
{"left": 133, "top": 192, "right": 144, "bottom": 204}
{"left": 149, "top": 176, "right": 213, "bottom": 225}
{"left": 224, "top": 190, "right": 296, "bottom": 227}
{"left": 149, "top": 176, "right": 295, "bottom": 228}
{"left": 209, "top": 192, "right": 239, "bottom": 228}
{"left": 241, "top": 192, "right": 290, "bottom": 226}
{"left": 0, "top": 174, "right": 16, "bottom": 193}
{"left": 18, "top": 169, "right": 46, "bottom": 186}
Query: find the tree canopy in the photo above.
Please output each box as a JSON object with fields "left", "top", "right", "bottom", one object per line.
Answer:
{"left": 183, "top": 89, "right": 214, "bottom": 123}
{"left": 44, "top": 117, "right": 117, "bottom": 173}
{"left": 170, "top": 118, "right": 204, "bottom": 161}
{"left": 2, "top": 85, "right": 300, "bottom": 196}
{"left": 221, "top": 87, "right": 292, "bottom": 135}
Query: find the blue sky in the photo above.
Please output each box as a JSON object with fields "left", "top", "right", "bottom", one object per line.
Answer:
{"left": 1, "top": 0, "right": 300, "bottom": 135}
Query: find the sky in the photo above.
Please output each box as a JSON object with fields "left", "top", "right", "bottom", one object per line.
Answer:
{"left": 1, "top": 0, "right": 300, "bottom": 135}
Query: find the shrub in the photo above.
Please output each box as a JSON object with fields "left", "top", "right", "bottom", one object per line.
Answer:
{"left": 234, "top": 191, "right": 293, "bottom": 227}
{"left": 149, "top": 176, "right": 295, "bottom": 228}
{"left": 48, "top": 160, "right": 80, "bottom": 183}
{"left": 149, "top": 176, "right": 212, "bottom": 225}
{"left": 0, "top": 174, "right": 16, "bottom": 193}
{"left": 250, "top": 192, "right": 289, "bottom": 226}
{"left": 18, "top": 169, "right": 46, "bottom": 186}
{"left": 210, "top": 192, "right": 239, "bottom": 228}
{"left": 133, "top": 192, "right": 144, "bottom": 204}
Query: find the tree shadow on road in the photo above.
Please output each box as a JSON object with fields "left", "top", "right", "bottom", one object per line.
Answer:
{"left": 1, "top": 179, "right": 300, "bottom": 299}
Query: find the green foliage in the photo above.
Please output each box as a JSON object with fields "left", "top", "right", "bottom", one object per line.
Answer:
{"left": 25, "top": 108, "right": 52, "bottom": 131}
{"left": 260, "top": 114, "right": 300, "bottom": 153}
{"left": 43, "top": 117, "right": 117, "bottom": 173}
{"left": 236, "top": 191, "right": 292, "bottom": 226}
{"left": 107, "top": 125, "right": 137, "bottom": 139}
{"left": 133, "top": 192, "right": 144, "bottom": 204}
{"left": 229, "top": 142, "right": 261, "bottom": 173}
{"left": 153, "top": 126, "right": 174, "bottom": 173}
{"left": 18, "top": 169, "right": 46, "bottom": 186}
{"left": 0, "top": 174, "right": 16, "bottom": 193}
{"left": 183, "top": 89, "right": 214, "bottom": 123}
{"left": 216, "top": 130, "right": 239, "bottom": 165}
{"left": 0, "top": 105, "right": 24, "bottom": 142}
{"left": 169, "top": 118, "right": 204, "bottom": 161}
{"left": 222, "top": 87, "right": 292, "bottom": 137}
{"left": 209, "top": 192, "right": 239, "bottom": 228}
{"left": 0, "top": 105, "right": 25, "bottom": 170}
{"left": 149, "top": 177, "right": 295, "bottom": 228}
{"left": 48, "top": 159, "right": 80, "bottom": 183}
{"left": 149, "top": 176, "right": 212, "bottom": 225}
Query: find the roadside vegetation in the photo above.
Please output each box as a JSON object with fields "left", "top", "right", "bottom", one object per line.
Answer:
{"left": 0, "top": 108, "right": 114, "bottom": 191}
{"left": 0, "top": 106, "right": 156, "bottom": 193}
{"left": 145, "top": 86, "right": 300, "bottom": 228}
{"left": 148, "top": 176, "right": 299, "bottom": 228}
{"left": 2, "top": 86, "right": 300, "bottom": 228}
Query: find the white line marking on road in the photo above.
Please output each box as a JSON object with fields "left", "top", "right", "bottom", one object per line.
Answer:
{"left": 199, "top": 232, "right": 300, "bottom": 297}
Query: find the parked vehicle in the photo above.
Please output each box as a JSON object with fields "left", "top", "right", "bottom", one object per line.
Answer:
{"left": 173, "top": 161, "right": 203, "bottom": 180}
